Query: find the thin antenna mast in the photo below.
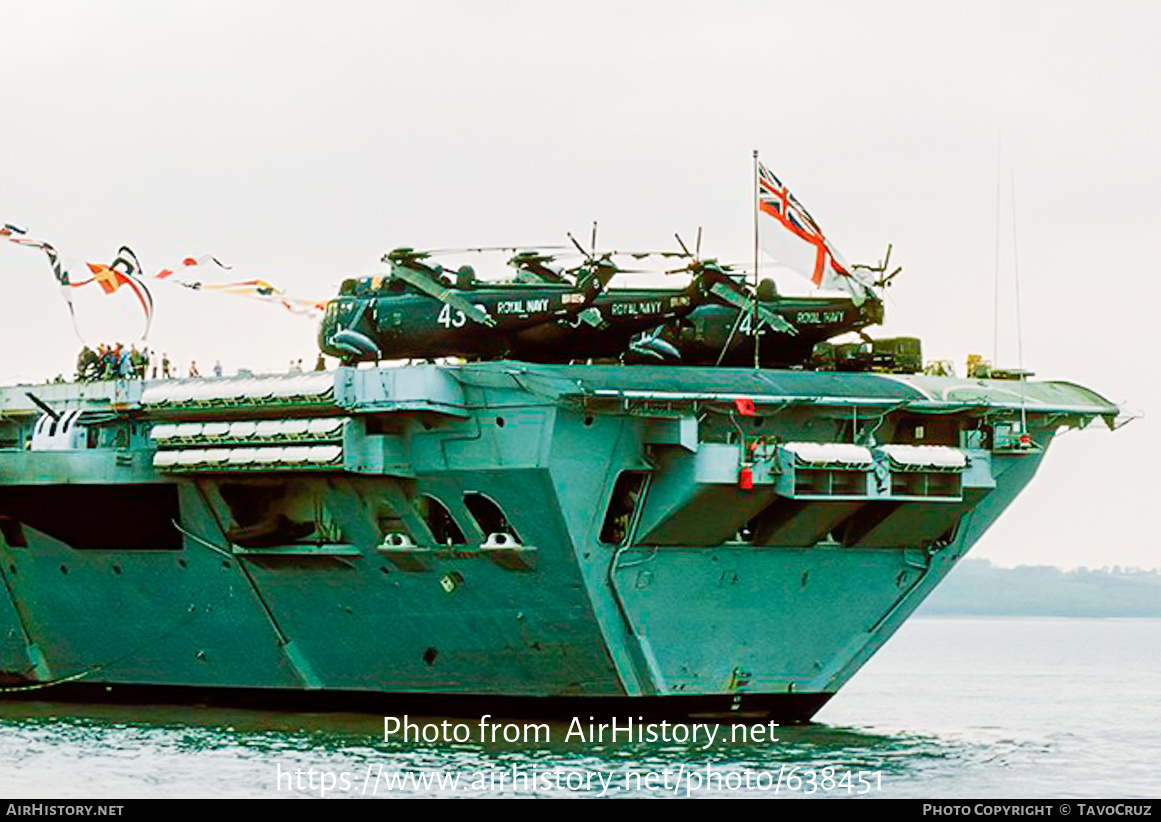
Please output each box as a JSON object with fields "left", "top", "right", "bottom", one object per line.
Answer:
{"left": 752, "top": 150, "right": 760, "bottom": 369}
{"left": 992, "top": 135, "right": 1002, "bottom": 365}
{"left": 1011, "top": 168, "right": 1028, "bottom": 434}
{"left": 1010, "top": 168, "right": 1024, "bottom": 376}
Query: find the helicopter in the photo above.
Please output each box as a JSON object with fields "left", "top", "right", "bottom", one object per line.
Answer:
{"left": 318, "top": 238, "right": 796, "bottom": 365}
{"left": 642, "top": 243, "right": 912, "bottom": 369}
{"left": 651, "top": 275, "right": 886, "bottom": 367}
{"left": 499, "top": 254, "right": 797, "bottom": 362}
{"left": 522, "top": 233, "right": 888, "bottom": 368}
{"left": 317, "top": 237, "right": 904, "bottom": 369}
{"left": 318, "top": 246, "right": 621, "bottom": 362}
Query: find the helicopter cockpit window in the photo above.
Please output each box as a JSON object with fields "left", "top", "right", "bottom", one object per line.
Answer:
{"left": 418, "top": 494, "right": 465, "bottom": 547}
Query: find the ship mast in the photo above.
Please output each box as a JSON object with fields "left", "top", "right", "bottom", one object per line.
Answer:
{"left": 752, "top": 149, "right": 760, "bottom": 369}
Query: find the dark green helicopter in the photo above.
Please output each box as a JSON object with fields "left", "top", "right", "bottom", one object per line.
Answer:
{"left": 318, "top": 239, "right": 909, "bottom": 370}
{"left": 645, "top": 244, "right": 915, "bottom": 369}
{"left": 318, "top": 247, "right": 621, "bottom": 362}
{"left": 501, "top": 234, "right": 892, "bottom": 368}
{"left": 653, "top": 275, "right": 885, "bottom": 367}
{"left": 501, "top": 255, "right": 797, "bottom": 362}
{"left": 318, "top": 241, "right": 795, "bottom": 364}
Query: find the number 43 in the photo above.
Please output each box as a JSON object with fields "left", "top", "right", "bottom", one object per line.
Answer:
{"left": 437, "top": 304, "right": 466, "bottom": 328}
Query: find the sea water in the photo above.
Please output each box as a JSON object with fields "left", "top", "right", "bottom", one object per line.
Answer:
{"left": 0, "top": 617, "right": 1157, "bottom": 799}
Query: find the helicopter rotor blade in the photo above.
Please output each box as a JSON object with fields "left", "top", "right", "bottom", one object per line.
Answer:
{"left": 511, "top": 265, "right": 570, "bottom": 285}
{"left": 422, "top": 244, "right": 572, "bottom": 255}
{"left": 567, "top": 232, "right": 588, "bottom": 258}
{"left": 390, "top": 267, "right": 497, "bottom": 327}
{"left": 437, "top": 289, "right": 497, "bottom": 327}
{"left": 388, "top": 266, "right": 448, "bottom": 300}
{"left": 382, "top": 247, "right": 432, "bottom": 266}
{"left": 512, "top": 270, "right": 553, "bottom": 285}
{"left": 708, "top": 282, "right": 796, "bottom": 336}
{"left": 663, "top": 257, "right": 733, "bottom": 277}
{"left": 507, "top": 250, "right": 572, "bottom": 284}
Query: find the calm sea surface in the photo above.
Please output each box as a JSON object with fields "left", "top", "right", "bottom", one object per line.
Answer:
{"left": 0, "top": 617, "right": 1157, "bottom": 799}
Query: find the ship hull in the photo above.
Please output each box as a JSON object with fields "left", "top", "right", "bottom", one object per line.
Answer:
{"left": 0, "top": 363, "right": 1116, "bottom": 720}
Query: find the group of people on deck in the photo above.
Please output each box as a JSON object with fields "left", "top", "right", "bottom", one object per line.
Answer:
{"left": 75, "top": 345, "right": 324, "bottom": 382}
{"left": 75, "top": 344, "right": 168, "bottom": 381}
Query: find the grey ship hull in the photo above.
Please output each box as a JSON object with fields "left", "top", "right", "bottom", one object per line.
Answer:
{"left": 0, "top": 364, "right": 1117, "bottom": 721}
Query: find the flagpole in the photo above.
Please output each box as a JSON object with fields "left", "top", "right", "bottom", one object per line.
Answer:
{"left": 752, "top": 149, "right": 760, "bottom": 369}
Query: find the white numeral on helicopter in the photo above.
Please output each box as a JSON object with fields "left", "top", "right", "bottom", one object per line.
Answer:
{"left": 437, "top": 304, "right": 467, "bottom": 328}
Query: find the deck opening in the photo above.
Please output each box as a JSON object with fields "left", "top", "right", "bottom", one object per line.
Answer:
{"left": 418, "top": 494, "right": 465, "bottom": 546}
{"left": 463, "top": 492, "right": 520, "bottom": 543}
{"left": 219, "top": 481, "right": 342, "bottom": 547}
{"left": 376, "top": 499, "right": 415, "bottom": 545}
{"left": 0, "top": 485, "right": 182, "bottom": 550}
{"left": 599, "top": 471, "right": 648, "bottom": 545}
{"left": 0, "top": 516, "right": 26, "bottom": 548}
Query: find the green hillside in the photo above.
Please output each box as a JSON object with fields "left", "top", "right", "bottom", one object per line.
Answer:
{"left": 918, "top": 559, "right": 1161, "bottom": 617}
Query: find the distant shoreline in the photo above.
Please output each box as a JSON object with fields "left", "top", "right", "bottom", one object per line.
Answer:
{"left": 916, "top": 559, "right": 1161, "bottom": 618}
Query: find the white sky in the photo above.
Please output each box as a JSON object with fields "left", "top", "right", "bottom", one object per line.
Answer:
{"left": 0, "top": 0, "right": 1156, "bottom": 569}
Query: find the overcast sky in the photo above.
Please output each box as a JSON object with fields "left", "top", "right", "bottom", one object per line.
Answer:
{"left": 0, "top": 0, "right": 1156, "bottom": 569}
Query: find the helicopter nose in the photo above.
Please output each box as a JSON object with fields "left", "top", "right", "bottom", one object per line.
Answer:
{"left": 318, "top": 301, "right": 353, "bottom": 351}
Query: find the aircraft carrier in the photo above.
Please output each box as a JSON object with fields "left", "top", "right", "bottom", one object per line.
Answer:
{"left": 0, "top": 362, "right": 1118, "bottom": 721}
